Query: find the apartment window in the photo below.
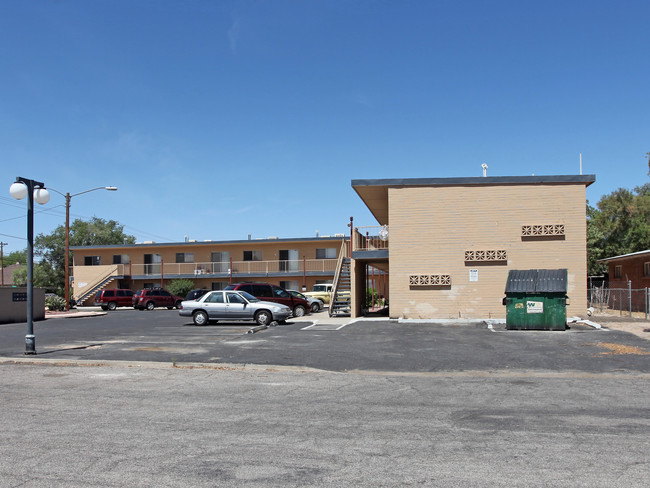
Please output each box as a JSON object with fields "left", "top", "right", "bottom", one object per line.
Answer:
{"left": 614, "top": 265, "right": 622, "bottom": 279}
{"left": 176, "top": 253, "right": 194, "bottom": 263}
{"left": 211, "top": 252, "right": 230, "bottom": 272}
{"left": 243, "top": 250, "right": 262, "bottom": 261}
{"left": 316, "top": 248, "right": 336, "bottom": 259}
{"left": 113, "top": 254, "right": 129, "bottom": 264}
{"left": 644, "top": 262, "right": 650, "bottom": 277}
{"left": 280, "top": 280, "right": 299, "bottom": 291}
{"left": 84, "top": 256, "right": 101, "bottom": 266}
{"left": 144, "top": 254, "right": 161, "bottom": 275}
{"left": 211, "top": 282, "right": 229, "bottom": 290}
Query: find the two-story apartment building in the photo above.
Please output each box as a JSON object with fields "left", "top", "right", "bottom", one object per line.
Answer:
{"left": 72, "top": 173, "right": 595, "bottom": 321}
{"left": 349, "top": 174, "right": 595, "bottom": 319}
{"left": 71, "top": 236, "right": 347, "bottom": 305}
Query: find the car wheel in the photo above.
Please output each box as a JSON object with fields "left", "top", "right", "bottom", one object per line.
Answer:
{"left": 107, "top": 301, "right": 117, "bottom": 311}
{"left": 174, "top": 300, "right": 182, "bottom": 309}
{"left": 293, "top": 305, "right": 306, "bottom": 317}
{"left": 146, "top": 301, "right": 155, "bottom": 311}
{"left": 255, "top": 310, "right": 272, "bottom": 326}
{"left": 310, "top": 302, "right": 320, "bottom": 313}
{"left": 101, "top": 305, "right": 108, "bottom": 311}
{"left": 193, "top": 310, "right": 209, "bottom": 326}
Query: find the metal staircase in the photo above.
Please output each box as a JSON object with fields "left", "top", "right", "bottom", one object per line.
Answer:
{"left": 329, "top": 257, "right": 351, "bottom": 317}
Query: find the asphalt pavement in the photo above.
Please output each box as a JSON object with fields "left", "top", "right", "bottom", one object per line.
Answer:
{"left": 0, "top": 307, "right": 648, "bottom": 374}
{"left": 1, "top": 308, "right": 649, "bottom": 487}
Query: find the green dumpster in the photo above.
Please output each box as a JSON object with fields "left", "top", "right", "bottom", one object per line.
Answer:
{"left": 503, "top": 269, "right": 568, "bottom": 330}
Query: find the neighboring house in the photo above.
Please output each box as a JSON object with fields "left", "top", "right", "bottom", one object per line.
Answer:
{"left": 349, "top": 174, "right": 595, "bottom": 319}
{"left": 70, "top": 236, "right": 346, "bottom": 305}
{"left": 1, "top": 263, "right": 24, "bottom": 286}
{"left": 598, "top": 250, "right": 650, "bottom": 311}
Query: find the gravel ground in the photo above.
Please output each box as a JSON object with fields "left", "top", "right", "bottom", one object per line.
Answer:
{"left": 590, "top": 312, "right": 650, "bottom": 340}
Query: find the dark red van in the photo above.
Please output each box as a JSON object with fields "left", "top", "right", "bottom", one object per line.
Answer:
{"left": 224, "top": 283, "right": 311, "bottom": 317}
{"left": 94, "top": 289, "right": 134, "bottom": 311}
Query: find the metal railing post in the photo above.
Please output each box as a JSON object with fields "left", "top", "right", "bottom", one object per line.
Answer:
{"left": 628, "top": 281, "right": 632, "bottom": 317}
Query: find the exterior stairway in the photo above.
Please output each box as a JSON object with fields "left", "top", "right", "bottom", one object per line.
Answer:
{"left": 329, "top": 258, "right": 351, "bottom": 317}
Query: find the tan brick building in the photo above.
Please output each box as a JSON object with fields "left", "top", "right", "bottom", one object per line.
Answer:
{"left": 72, "top": 174, "right": 595, "bottom": 320}
{"left": 71, "top": 236, "right": 346, "bottom": 305}
{"left": 350, "top": 175, "right": 595, "bottom": 319}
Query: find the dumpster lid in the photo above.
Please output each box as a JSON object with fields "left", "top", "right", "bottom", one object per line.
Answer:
{"left": 505, "top": 269, "right": 567, "bottom": 294}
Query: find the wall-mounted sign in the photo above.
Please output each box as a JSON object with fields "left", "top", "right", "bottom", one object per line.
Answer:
{"left": 469, "top": 269, "right": 479, "bottom": 282}
{"left": 12, "top": 292, "right": 27, "bottom": 302}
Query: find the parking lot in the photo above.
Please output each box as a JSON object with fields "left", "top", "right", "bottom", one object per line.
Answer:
{"left": 0, "top": 307, "right": 649, "bottom": 374}
{"left": 2, "top": 308, "right": 649, "bottom": 487}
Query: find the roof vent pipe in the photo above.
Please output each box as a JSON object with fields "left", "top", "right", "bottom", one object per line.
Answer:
{"left": 482, "top": 163, "right": 488, "bottom": 177}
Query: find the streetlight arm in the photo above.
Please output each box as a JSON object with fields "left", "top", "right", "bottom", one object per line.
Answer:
{"left": 70, "top": 186, "right": 117, "bottom": 198}
{"left": 48, "top": 186, "right": 118, "bottom": 198}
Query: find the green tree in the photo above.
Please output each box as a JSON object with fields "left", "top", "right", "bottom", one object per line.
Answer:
{"left": 587, "top": 184, "right": 650, "bottom": 275}
{"left": 1, "top": 249, "right": 27, "bottom": 267}
{"left": 166, "top": 279, "right": 196, "bottom": 299}
{"left": 33, "top": 217, "right": 136, "bottom": 296}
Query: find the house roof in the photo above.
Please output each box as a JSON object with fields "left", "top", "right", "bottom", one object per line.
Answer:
{"left": 351, "top": 174, "right": 596, "bottom": 225}
{"left": 598, "top": 249, "right": 650, "bottom": 263}
{"left": 71, "top": 235, "right": 347, "bottom": 251}
{"left": 1, "top": 263, "right": 24, "bottom": 286}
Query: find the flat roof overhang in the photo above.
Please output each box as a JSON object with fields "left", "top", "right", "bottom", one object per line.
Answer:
{"left": 351, "top": 174, "right": 596, "bottom": 225}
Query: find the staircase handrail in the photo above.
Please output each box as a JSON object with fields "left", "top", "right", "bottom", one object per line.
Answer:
{"left": 74, "top": 265, "right": 121, "bottom": 303}
{"left": 329, "top": 239, "right": 348, "bottom": 317}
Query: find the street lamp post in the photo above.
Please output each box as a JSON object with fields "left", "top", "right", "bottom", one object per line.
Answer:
{"left": 49, "top": 186, "right": 118, "bottom": 310}
{"left": 10, "top": 177, "right": 50, "bottom": 355}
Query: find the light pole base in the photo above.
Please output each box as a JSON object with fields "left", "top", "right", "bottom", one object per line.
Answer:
{"left": 25, "top": 335, "right": 36, "bottom": 355}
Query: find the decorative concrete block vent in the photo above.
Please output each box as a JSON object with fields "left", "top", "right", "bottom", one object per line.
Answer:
{"left": 409, "top": 274, "right": 451, "bottom": 287}
{"left": 464, "top": 250, "right": 507, "bottom": 262}
{"left": 521, "top": 224, "right": 565, "bottom": 237}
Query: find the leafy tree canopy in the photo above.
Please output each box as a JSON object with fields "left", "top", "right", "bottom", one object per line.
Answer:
{"left": 31, "top": 217, "right": 136, "bottom": 296}
{"left": 588, "top": 183, "right": 650, "bottom": 275}
{"left": 1, "top": 249, "right": 27, "bottom": 267}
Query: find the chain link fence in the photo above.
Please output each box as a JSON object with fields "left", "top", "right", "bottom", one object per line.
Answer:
{"left": 588, "top": 286, "right": 650, "bottom": 319}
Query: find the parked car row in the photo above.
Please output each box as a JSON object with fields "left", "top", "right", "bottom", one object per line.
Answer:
{"left": 94, "top": 288, "right": 183, "bottom": 311}
{"left": 93, "top": 282, "right": 323, "bottom": 316}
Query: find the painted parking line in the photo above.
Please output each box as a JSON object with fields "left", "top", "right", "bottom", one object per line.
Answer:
{"left": 301, "top": 320, "right": 351, "bottom": 331}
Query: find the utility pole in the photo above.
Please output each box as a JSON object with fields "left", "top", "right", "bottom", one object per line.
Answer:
{"left": 0, "top": 242, "right": 7, "bottom": 286}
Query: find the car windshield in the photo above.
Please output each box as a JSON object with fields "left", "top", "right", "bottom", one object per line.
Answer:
{"left": 291, "top": 291, "right": 306, "bottom": 299}
{"left": 313, "top": 285, "right": 328, "bottom": 292}
{"left": 238, "top": 291, "right": 259, "bottom": 302}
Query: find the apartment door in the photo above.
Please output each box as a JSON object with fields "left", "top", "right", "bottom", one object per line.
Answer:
{"left": 279, "top": 249, "right": 299, "bottom": 272}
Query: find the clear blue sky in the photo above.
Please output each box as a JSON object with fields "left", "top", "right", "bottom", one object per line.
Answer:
{"left": 1, "top": 0, "right": 649, "bottom": 256}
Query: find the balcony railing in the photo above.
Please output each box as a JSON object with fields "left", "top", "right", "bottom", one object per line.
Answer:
{"left": 352, "top": 226, "right": 389, "bottom": 252}
{"left": 76, "top": 259, "right": 339, "bottom": 278}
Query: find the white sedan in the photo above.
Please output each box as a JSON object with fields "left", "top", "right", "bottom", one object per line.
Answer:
{"left": 179, "top": 290, "right": 292, "bottom": 326}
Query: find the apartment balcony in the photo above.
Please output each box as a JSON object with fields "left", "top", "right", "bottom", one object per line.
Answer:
{"left": 75, "top": 259, "right": 339, "bottom": 282}
{"left": 351, "top": 225, "right": 389, "bottom": 262}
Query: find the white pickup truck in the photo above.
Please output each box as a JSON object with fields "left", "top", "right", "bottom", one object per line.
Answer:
{"left": 303, "top": 284, "right": 334, "bottom": 304}
{"left": 304, "top": 283, "right": 350, "bottom": 304}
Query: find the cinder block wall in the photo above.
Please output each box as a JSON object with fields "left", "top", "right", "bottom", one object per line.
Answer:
{"left": 388, "top": 183, "right": 588, "bottom": 319}
{"left": 0, "top": 287, "right": 45, "bottom": 324}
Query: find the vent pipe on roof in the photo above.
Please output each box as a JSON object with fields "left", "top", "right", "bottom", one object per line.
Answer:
{"left": 482, "top": 163, "right": 488, "bottom": 177}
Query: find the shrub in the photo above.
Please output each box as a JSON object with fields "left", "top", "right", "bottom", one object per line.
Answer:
{"left": 45, "top": 295, "right": 66, "bottom": 312}
{"left": 167, "top": 279, "right": 195, "bottom": 299}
